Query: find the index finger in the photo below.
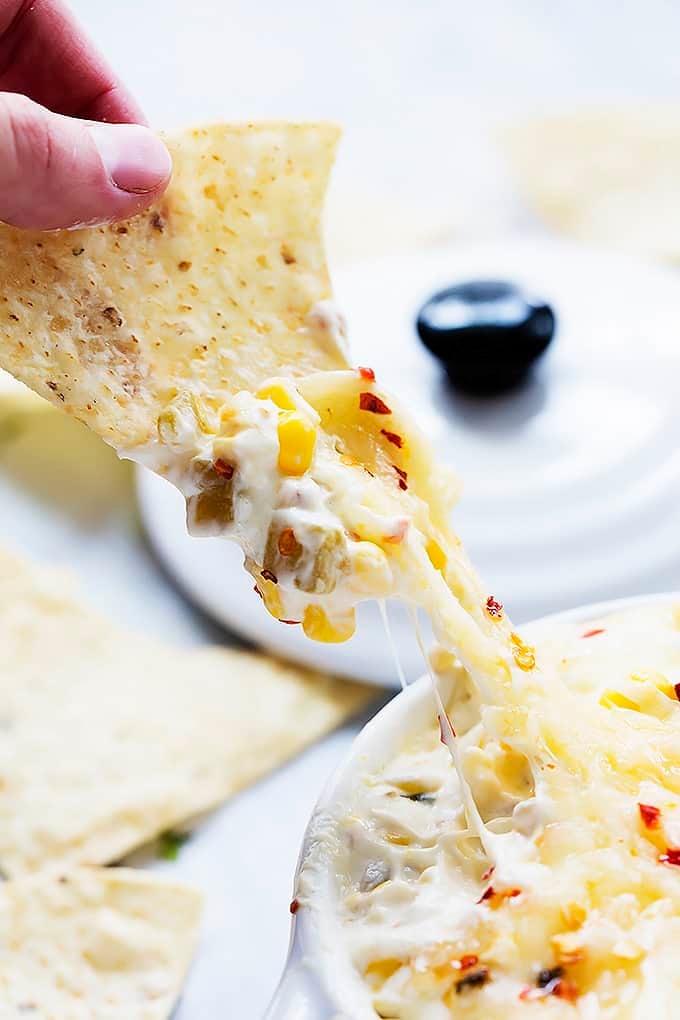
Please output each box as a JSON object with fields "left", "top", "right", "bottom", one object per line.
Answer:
{"left": 0, "top": 0, "right": 146, "bottom": 123}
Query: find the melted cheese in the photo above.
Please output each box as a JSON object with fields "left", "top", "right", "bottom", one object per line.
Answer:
{"left": 131, "top": 354, "right": 521, "bottom": 683}
{"left": 304, "top": 606, "right": 680, "bottom": 1018}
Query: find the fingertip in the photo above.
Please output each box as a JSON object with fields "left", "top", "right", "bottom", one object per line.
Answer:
{"left": 88, "top": 122, "right": 172, "bottom": 197}
{"left": 0, "top": 96, "right": 171, "bottom": 230}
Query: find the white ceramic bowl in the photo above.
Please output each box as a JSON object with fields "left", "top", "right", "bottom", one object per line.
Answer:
{"left": 265, "top": 591, "right": 679, "bottom": 1019}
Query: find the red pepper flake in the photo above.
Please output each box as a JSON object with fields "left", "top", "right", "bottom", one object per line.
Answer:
{"left": 253, "top": 585, "right": 263, "bottom": 599}
{"left": 289, "top": 897, "right": 300, "bottom": 914}
{"left": 261, "top": 568, "right": 278, "bottom": 584}
{"left": 674, "top": 682, "right": 680, "bottom": 701}
{"left": 438, "top": 710, "right": 456, "bottom": 743}
{"left": 520, "top": 967, "right": 578, "bottom": 1002}
{"left": 553, "top": 979, "right": 579, "bottom": 1003}
{"left": 481, "top": 865, "right": 495, "bottom": 882}
{"left": 485, "top": 596, "right": 504, "bottom": 620}
{"left": 279, "top": 619, "right": 301, "bottom": 625}
{"left": 638, "top": 803, "right": 661, "bottom": 829}
{"left": 582, "top": 627, "right": 605, "bottom": 639}
{"left": 519, "top": 982, "right": 572, "bottom": 1003}
{"left": 393, "top": 465, "right": 408, "bottom": 490}
{"left": 359, "top": 391, "right": 392, "bottom": 415}
{"left": 357, "top": 366, "right": 375, "bottom": 382}
{"left": 384, "top": 518, "right": 409, "bottom": 544}
{"left": 477, "top": 885, "right": 520, "bottom": 905}
{"left": 213, "top": 458, "right": 234, "bottom": 480}
{"left": 381, "top": 429, "right": 403, "bottom": 448}
{"left": 477, "top": 885, "right": 495, "bottom": 904}
{"left": 659, "top": 848, "right": 680, "bottom": 866}
{"left": 458, "top": 954, "right": 479, "bottom": 971}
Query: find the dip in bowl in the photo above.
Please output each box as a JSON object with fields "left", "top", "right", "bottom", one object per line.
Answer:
{"left": 269, "top": 593, "right": 680, "bottom": 1019}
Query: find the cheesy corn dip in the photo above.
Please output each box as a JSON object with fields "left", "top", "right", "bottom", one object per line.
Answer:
{"left": 0, "top": 121, "right": 677, "bottom": 1018}
{"left": 297, "top": 604, "right": 680, "bottom": 1019}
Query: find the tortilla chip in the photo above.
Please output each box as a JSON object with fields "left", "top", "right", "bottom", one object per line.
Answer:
{"left": 0, "top": 122, "right": 346, "bottom": 449}
{"left": 0, "top": 546, "right": 374, "bottom": 875}
{"left": 0, "top": 120, "right": 473, "bottom": 661}
{"left": 0, "top": 865, "right": 200, "bottom": 1019}
{"left": 505, "top": 107, "right": 680, "bottom": 260}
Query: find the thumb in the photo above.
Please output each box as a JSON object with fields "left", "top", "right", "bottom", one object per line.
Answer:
{"left": 0, "top": 93, "right": 172, "bottom": 230}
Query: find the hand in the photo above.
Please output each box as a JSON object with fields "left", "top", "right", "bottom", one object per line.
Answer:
{"left": 0, "top": 0, "right": 171, "bottom": 230}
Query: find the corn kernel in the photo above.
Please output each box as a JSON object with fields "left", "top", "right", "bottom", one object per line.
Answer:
{"left": 600, "top": 690, "right": 640, "bottom": 711}
{"left": 258, "top": 382, "right": 296, "bottom": 410}
{"left": 384, "top": 831, "right": 411, "bottom": 846}
{"left": 260, "top": 579, "right": 283, "bottom": 620}
{"left": 189, "top": 392, "right": 214, "bottom": 434}
{"left": 365, "top": 959, "right": 403, "bottom": 987}
{"left": 627, "top": 671, "right": 674, "bottom": 698}
{"left": 277, "top": 411, "right": 316, "bottom": 476}
{"left": 302, "top": 604, "right": 355, "bottom": 643}
{"left": 551, "top": 929, "right": 587, "bottom": 964}
{"left": 426, "top": 538, "right": 446, "bottom": 572}
{"left": 157, "top": 409, "right": 178, "bottom": 443}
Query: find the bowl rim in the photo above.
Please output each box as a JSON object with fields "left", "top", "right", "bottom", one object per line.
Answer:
{"left": 266, "top": 589, "right": 680, "bottom": 1018}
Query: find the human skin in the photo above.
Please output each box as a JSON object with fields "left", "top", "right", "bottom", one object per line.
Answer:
{"left": 0, "top": 0, "right": 171, "bottom": 230}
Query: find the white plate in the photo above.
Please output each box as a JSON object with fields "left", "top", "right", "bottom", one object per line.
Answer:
{"left": 136, "top": 237, "right": 680, "bottom": 685}
{"left": 268, "top": 591, "right": 679, "bottom": 1019}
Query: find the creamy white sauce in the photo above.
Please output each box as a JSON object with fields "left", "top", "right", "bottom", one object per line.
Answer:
{"left": 300, "top": 605, "right": 680, "bottom": 1018}
{"left": 305, "top": 300, "right": 351, "bottom": 362}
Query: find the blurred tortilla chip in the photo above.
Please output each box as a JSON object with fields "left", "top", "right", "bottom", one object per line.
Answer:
{"left": 505, "top": 107, "right": 680, "bottom": 260}
{"left": 0, "top": 865, "right": 201, "bottom": 1019}
{"left": 0, "top": 370, "right": 47, "bottom": 409}
{"left": 0, "top": 546, "right": 374, "bottom": 875}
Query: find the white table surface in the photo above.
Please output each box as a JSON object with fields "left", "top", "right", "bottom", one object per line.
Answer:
{"left": 19, "top": 2, "right": 680, "bottom": 1016}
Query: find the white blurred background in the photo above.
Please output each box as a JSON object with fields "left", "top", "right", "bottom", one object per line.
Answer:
{"left": 70, "top": 0, "right": 680, "bottom": 256}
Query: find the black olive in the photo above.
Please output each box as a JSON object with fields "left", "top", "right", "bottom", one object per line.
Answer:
{"left": 416, "top": 280, "right": 555, "bottom": 394}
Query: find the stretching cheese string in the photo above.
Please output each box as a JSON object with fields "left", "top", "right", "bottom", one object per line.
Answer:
{"left": 410, "top": 605, "right": 497, "bottom": 862}
{"left": 378, "top": 600, "right": 408, "bottom": 691}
